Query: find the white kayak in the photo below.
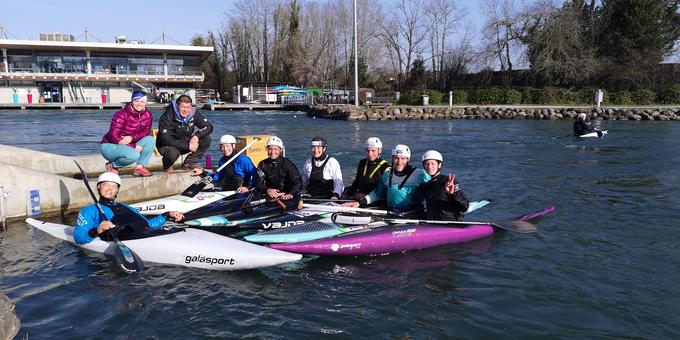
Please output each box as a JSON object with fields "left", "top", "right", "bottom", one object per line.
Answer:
{"left": 129, "top": 190, "right": 235, "bottom": 215}
{"left": 26, "top": 218, "right": 302, "bottom": 270}
{"left": 578, "top": 130, "right": 607, "bottom": 138}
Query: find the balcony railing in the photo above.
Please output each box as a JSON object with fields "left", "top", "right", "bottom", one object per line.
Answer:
{"left": 2, "top": 67, "right": 203, "bottom": 78}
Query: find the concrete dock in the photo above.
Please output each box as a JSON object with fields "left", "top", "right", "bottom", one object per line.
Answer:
{"left": 203, "top": 103, "right": 287, "bottom": 110}
{"left": 0, "top": 144, "right": 201, "bottom": 223}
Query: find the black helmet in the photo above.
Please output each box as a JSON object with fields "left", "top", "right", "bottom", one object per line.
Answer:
{"left": 310, "top": 136, "right": 327, "bottom": 147}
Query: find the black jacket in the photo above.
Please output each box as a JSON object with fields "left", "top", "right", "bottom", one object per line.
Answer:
{"left": 420, "top": 174, "right": 469, "bottom": 221}
{"left": 342, "top": 158, "right": 389, "bottom": 196}
{"left": 156, "top": 104, "right": 213, "bottom": 151}
{"left": 573, "top": 120, "right": 595, "bottom": 136}
{"left": 255, "top": 157, "right": 303, "bottom": 196}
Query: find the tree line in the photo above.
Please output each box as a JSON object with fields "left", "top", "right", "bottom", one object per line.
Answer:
{"left": 191, "top": 0, "right": 680, "bottom": 100}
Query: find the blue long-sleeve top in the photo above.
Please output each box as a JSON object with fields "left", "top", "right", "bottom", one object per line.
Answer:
{"left": 73, "top": 203, "right": 167, "bottom": 244}
{"left": 212, "top": 153, "right": 258, "bottom": 187}
{"left": 364, "top": 166, "right": 431, "bottom": 213}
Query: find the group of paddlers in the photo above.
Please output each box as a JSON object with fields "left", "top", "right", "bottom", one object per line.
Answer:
{"left": 74, "top": 93, "right": 470, "bottom": 244}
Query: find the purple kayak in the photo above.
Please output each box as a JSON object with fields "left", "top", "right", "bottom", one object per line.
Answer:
{"left": 269, "top": 205, "right": 555, "bottom": 256}
{"left": 269, "top": 224, "right": 494, "bottom": 256}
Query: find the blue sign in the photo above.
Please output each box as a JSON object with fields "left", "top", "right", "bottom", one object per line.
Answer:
{"left": 27, "top": 190, "right": 41, "bottom": 216}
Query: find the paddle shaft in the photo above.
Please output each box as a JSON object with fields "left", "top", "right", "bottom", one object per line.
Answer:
{"left": 181, "top": 139, "right": 260, "bottom": 197}
{"left": 73, "top": 161, "right": 144, "bottom": 272}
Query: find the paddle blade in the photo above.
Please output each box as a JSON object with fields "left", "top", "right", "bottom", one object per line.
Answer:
{"left": 180, "top": 176, "right": 212, "bottom": 197}
{"left": 113, "top": 241, "right": 144, "bottom": 273}
{"left": 493, "top": 219, "right": 536, "bottom": 233}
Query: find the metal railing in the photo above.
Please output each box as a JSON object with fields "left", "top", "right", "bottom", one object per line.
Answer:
{"left": 2, "top": 67, "right": 202, "bottom": 77}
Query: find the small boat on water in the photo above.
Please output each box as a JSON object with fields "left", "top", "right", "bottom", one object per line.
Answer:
{"left": 577, "top": 130, "right": 608, "bottom": 138}
{"left": 26, "top": 218, "right": 302, "bottom": 270}
{"left": 268, "top": 206, "right": 554, "bottom": 256}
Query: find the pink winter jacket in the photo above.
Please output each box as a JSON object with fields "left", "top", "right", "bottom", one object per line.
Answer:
{"left": 101, "top": 103, "right": 153, "bottom": 148}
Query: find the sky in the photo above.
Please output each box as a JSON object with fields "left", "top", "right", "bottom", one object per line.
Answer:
{"left": 1, "top": 0, "right": 486, "bottom": 45}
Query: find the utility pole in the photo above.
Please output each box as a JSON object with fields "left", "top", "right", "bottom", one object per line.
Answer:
{"left": 353, "top": 0, "right": 359, "bottom": 106}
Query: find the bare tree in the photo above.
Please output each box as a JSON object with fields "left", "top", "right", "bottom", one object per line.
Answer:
{"left": 425, "top": 0, "right": 467, "bottom": 88}
{"left": 378, "top": 0, "right": 428, "bottom": 88}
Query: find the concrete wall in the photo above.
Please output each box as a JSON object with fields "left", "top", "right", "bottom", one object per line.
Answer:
{"left": 0, "top": 87, "right": 40, "bottom": 104}
{"left": 0, "top": 144, "right": 205, "bottom": 220}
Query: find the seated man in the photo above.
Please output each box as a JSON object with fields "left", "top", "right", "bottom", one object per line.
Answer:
{"left": 192, "top": 134, "right": 258, "bottom": 193}
{"left": 419, "top": 150, "right": 469, "bottom": 221}
{"left": 301, "top": 136, "right": 344, "bottom": 199}
{"left": 255, "top": 136, "right": 302, "bottom": 200}
{"left": 574, "top": 112, "right": 597, "bottom": 136}
{"left": 156, "top": 94, "right": 213, "bottom": 172}
{"left": 73, "top": 172, "right": 184, "bottom": 244}
{"left": 343, "top": 144, "right": 430, "bottom": 216}
{"left": 341, "top": 137, "right": 389, "bottom": 201}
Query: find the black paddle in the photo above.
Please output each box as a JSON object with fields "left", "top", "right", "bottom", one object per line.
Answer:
{"left": 330, "top": 213, "right": 536, "bottom": 233}
{"left": 180, "top": 139, "right": 259, "bottom": 197}
{"left": 74, "top": 161, "right": 144, "bottom": 273}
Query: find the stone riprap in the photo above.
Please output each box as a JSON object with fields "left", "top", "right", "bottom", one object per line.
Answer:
{"left": 304, "top": 104, "right": 680, "bottom": 121}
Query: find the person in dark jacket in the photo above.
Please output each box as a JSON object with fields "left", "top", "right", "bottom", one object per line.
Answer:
{"left": 100, "top": 91, "right": 155, "bottom": 177}
{"left": 573, "top": 112, "right": 600, "bottom": 136}
{"left": 156, "top": 94, "right": 213, "bottom": 172}
{"left": 341, "top": 136, "right": 389, "bottom": 201}
{"left": 255, "top": 136, "right": 302, "bottom": 200}
{"left": 419, "top": 150, "right": 469, "bottom": 221}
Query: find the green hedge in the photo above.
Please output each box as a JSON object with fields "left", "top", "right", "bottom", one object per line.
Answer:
{"left": 397, "top": 85, "right": 679, "bottom": 105}
{"left": 659, "top": 85, "right": 680, "bottom": 104}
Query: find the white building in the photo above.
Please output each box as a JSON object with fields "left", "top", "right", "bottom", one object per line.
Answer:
{"left": 0, "top": 37, "right": 213, "bottom": 104}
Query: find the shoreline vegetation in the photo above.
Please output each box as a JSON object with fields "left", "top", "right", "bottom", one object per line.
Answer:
{"left": 303, "top": 104, "right": 680, "bottom": 121}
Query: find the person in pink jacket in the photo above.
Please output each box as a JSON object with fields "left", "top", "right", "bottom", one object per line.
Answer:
{"left": 100, "top": 91, "right": 155, "bottom": 177}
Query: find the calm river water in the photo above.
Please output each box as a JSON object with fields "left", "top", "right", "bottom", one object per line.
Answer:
{"left": 1, "top": 109, "right": 679, "bottom": 339}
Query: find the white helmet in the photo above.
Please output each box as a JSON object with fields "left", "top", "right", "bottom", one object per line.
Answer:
{"left": 391, "top": 144, "right": 411, "bottom": 159}
{"left": 267, "top": 136, "right": 284, "bottom": 149}
{"left": 220, "top": 134, "right": 237, "bottom": 145}
{"left": 365, "top": 137, "right": 383, "bottom": 149}
{"left": 422, "top": 150, "right": 443, "bottom": 163}
{"left": 97, "top": 172, "right": 121, "bottom": 186}
{"left": 578, "top": 113, "right": 587, "bottom": 120}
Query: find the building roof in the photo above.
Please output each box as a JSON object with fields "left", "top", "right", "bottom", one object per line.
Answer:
{"left": 0, "top": 39, "right": 213, "bottom": 57}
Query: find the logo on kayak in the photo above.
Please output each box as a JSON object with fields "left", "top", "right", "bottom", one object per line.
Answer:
{"left": 392, "top": 228, "right": 416, "bottom": 236}
{"left": 262, "top": 220, "right": 305, "bottom": 229}
{"left": 184, "top": 255, "right": 236, "bottom": 266}
{"left": 135, "top": 204, "right": 166, "bottom": 212}
{"left": 330, "top": 243, "right": 361, "bottom": 252}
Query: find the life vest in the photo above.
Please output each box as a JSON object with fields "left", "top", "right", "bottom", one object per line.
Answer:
{"left": 306, "top": 156, "right": 334, "bottom": 198}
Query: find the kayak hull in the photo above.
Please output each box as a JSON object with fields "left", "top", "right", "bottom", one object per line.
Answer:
{"left": 129, "top": 191, "right": 235, "bottom": 215}
{"left": 27, "top": 218, "right": 301, "bottom": 270}
{"left": 578, "top": 130, "right": 608, "bottom": 138}
{"left": 245, "top": 200, "right": 490, "bottom": 244}
{"left": 269, "top": 224, "right": 494, "bottom": 256}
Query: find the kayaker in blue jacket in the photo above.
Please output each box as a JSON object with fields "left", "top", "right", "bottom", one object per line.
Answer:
{"left": 419, "top": 150, "right": 469, "bottom": 221}
{"left": 343, "top": 144, "right": 430, "bottom": 215}
{"left": 73, "top": 172, "right": 184, "bottom": 244}
{"left": 192, "top": 134, "right": 258, "bottom": 193}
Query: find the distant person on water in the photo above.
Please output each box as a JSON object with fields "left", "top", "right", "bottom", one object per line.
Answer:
{"left": 73, "top": 172, "right": 184, "bottom": 244}
{"left": 343, "top": 144, "right": 430, "bottom": 216}
{"left": 341, "top": 137, "right": 389, "bottom": 201}
{"left": 419, "top": 150, "right": 469, "bottom": 221}
{"left": 156, "top": 95, "right": 213, "bottom": 172}
{"left": 573, "top": 112, "right": 601, "bottom": 136}
{"left": 301, "top": 136, "right": 344, "bottom": 199}
{"left": 191, "top": 134, "right": 257, "bottom": 193}
{"left": 255, "top": 136, "right": 302, "bottom": 200}
{"left": 100, "top": 91, "right": 155, "bottom": 177}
